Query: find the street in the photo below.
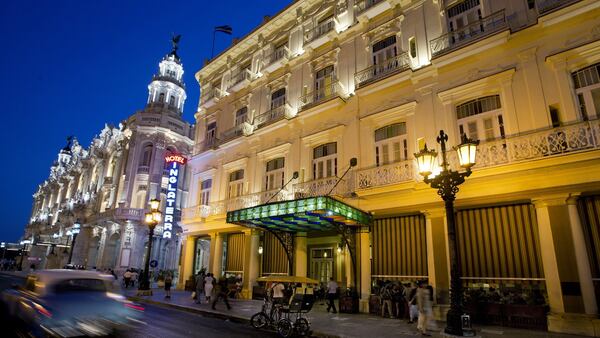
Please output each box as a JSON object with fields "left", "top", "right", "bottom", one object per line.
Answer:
{"left": 0, "top": 273, "right": 278, "bottom": 338}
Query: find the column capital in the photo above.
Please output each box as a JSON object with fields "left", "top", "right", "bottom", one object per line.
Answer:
{"left": 421, "top": 208, "right": 446, "bottom": 219}
{"left": 532, "top": 193, "right": 581, "bottom": 207}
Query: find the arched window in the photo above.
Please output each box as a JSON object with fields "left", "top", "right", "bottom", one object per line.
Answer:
{"left": 199, "top": 179, "right": 212, "bottom": 206}
{"left": 140, "top": 144, "right": 153, "bottom": 167}
{"left": 271, "top": 88, "right": 286, "bottom": 109}
{"left": 313, "top": 143, "right": 337, "bottom": 180}
{"left": 228, "top": 169, "right": 245, "bottom": 198}
{"left": 265, "top": 157, "right": 285, "bottom": 191}
{"left": 456, "top": 95, "right": 505, "bottom": 142}
{"left": 374, "top": 123, "right": 407, "bottom": 166}
{"left": 235, "top": 107, "right": 248, "bottom": 126}
{"left": 158, "top": 93, "right": 165, "bottom": 103}
{"left": 170, "top": 95, "right": 176, "bottom": 106}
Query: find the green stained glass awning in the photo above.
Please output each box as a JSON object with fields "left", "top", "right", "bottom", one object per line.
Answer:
{"left": 226, "top": 196, "right": 372, "bottom": 232}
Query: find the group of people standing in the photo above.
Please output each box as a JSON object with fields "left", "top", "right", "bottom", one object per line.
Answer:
{"left": 378, "top": 280, "right": 436, "bottom": 336}
{"left": 193, "top": 271, "right": 233, "bottom": 310}
{"left": 123, "top": 269, "right": 139, "bottom": 288}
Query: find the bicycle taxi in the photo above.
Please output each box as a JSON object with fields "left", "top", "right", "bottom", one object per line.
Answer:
{"left": 250, "top": 275, "right": 318, "bottom": 337}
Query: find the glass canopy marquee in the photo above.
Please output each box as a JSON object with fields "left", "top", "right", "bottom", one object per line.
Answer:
{"left": 226, "top": 196, "right": 372, "bottom": 232}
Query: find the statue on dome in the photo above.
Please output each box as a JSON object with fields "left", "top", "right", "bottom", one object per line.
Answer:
{"left": 170, "top": 34, "right": 182, "bottom": 57}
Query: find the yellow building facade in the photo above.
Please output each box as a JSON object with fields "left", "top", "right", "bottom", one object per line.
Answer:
{"left": 181, "top": 0, "right": 600, "bottom": 335}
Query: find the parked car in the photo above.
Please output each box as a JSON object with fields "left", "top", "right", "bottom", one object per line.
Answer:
{"left": 1, "top": 269, "right": 144, "bottom": 337}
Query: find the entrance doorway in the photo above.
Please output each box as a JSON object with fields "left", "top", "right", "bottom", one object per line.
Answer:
{"left": 310, "top": 247, "right": 334, "bottom": 284}
{"left": 194, "top": 237, "right": 211, "bottom": 275}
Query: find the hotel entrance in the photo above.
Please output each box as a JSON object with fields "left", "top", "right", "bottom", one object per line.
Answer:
{"left": 193, "top": 237, "right": 211, "bottom": 275}
{"left": 310, "top": 247, "right": 334, "bottom": 284}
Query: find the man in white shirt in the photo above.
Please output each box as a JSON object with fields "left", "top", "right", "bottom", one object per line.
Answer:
{"left": 270, "top": 282, "right": 286, "bottom": 318}
{"left": 123, "top": 270, "right": 132, "bottom": 288}
{"left": 326, "top": 277, "right": 338, "bottom": 314}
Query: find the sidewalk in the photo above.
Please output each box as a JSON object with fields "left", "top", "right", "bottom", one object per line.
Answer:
{"left": 124, "top": 289, "right": 581, "bottom": 338}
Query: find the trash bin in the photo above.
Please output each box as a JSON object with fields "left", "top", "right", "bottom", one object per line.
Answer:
{"left": 339, "top": 288, "right": 359, "bottom": 313}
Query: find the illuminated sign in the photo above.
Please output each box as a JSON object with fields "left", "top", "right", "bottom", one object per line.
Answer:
{"left": 163, "top": 153, "right": 187, "bottom": 239}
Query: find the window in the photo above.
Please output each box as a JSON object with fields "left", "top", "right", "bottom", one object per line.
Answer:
{"left": 170, "top": 95, "right": 176, "bottom": 106}
{"left": 200, "top": 179, "right": 212, "bottom": 206}
{"left": 271, "top": 88, "right": 286, "bottom": 109}
{"left": 228, "top": 169, "right": 245, "bottom": 198}
{"left": 206, "top": 122, "right": 217, "bottom": 144}
{"left": 315, "top": 65, "right": 335, "bottom": 101}
{"left": 572, "top": 62, "right": 600, "bottom": 121}
{"left": 140, "top": 145, "right": 153, "bottom": 167}
{"left": 409, "top": 37, "right": 417, "bottom": 59}
{"left": 527, "top": 0, "right": 536, "bottom": 10}
{"left": 273, "top": 41, "right": 288, "bottom": 61}
{"left": 374, "top": 123, "right": 408, "bottom": 166}
{"left": 447, "top": 0, "right": 482, "bottom": 43}
{"left": 372, "top": 36, "right": 398, "bottom": 75}
{"left": 550, "top": 107, "right": 561, "bottom": 128}
{"left": 456, "top": 95, "right": 505, "bottom": 142}
{"left": 235, "top": 107, "right": 248, "bottom": 126}
{"left": 158, "top": 93, "right": 165, "bottom": 103}
{"left": 313, "top": 143, "right": 337, "bottom": 180}
{"left": 265, "top": 158, "right": 285, "bottom": 191}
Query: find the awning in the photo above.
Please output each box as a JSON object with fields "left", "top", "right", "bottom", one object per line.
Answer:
{"left": 226, "top": 196, "right": 372, "bottom": 232}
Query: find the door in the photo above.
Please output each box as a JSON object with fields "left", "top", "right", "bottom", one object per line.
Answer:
{"left": 315, "top": 65, "right": 334, "bottom": 101}
{"left": 372, "top": 36, "right": 397, "bottom": 76}
{"left": 310, "top": 248, "right": 334, "bottom": 284}
{"left": 313, "top": 143, "right": 337, "bottom": 180}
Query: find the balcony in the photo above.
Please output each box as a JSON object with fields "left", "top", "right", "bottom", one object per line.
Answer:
{"left": 220, "top": 122, "right": 255, "bottom": 144}
{"left": 537, "top": 0, "right": 581, "bottom": 14}
{"left": 200, "top": 88, "right": 226, "bottom": 108}
{"left": 193, "top": 138, "right": 218, "bottom": 155}
{"left": 354, "top": 52, "right": 410, "bottom": 88}
{"left": 356, "top": 159, "right": 417, "bottom": 189}
{"left": 137, "top": 166, "right": 149, "bottom": 174}
{"left": 227, "top": 69, "right": 253, "bottom": 93}
{"left": 299, "top": 80, "right": 344, "bottom": 111}
{"left": 294, "top": 175, "right": 354, "bottom": 198}
{"left": 89, "top": 207, "right": 145, "bottom": 223}
{"left": 355, "top": 0, "right": 392, "bottom": 21}
{"left": 430, "top": 10, "right": 507, "bottom": 58}
{"left": 305, "top": 18, "right": 335, "bottom": 50}
{"left": 263, "top": 47, "right": 290, "bottom": 73}
{"left": 253, "top": 104, "right": 291, "bottom": 130}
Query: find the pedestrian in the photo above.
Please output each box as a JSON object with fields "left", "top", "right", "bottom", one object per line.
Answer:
{"left": 416, "top": 281, "right": 432, "bottom": 336}
{"left": 391, "top": 283, "right": 404, "bottom": 319}
{"left": 270, "top": 281, "right": 286, "bottom": 317}
{"left": 131, "top": 269, "right": 139, "bottom": 287}
{"left": 123, "top": 269, "right": 132, "bottom": 288}
{"left": 380, "top": 282, "right": 393, "bottom": 318}
{"left": 408, "top": 282, "right": 418, "bottom": 324}
{"left": 204, "top": 273, "right": 215, "bottom": 304}
{"left": 195, "top": 271, "right": 205, "bottom": 304}
{"left": 326, "top": 277, "right": 338, "bottom": 314}
{"left": 212, "top": 277, "right": 231, "bottom": 310}
{"left": 164, "top": 272, "right": 173, "bottom": 299}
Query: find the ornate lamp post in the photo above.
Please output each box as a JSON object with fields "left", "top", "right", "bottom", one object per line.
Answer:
{"left": 67, "top": 220, "right": 81, "bottom": 265}
{"left": 138, "top": 199, "right": 162, "bottom": 296}
{"left": 414, "top": 130, "right": 479, "bottom": 336}
{"left": 18, "top": 239, "right": 31, "bottom": 271}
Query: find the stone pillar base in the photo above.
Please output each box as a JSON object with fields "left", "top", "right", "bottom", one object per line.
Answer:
{"left": 136, "top": 289, "right": 153, "bottom": 296}
{"left": 241, "top": 288, "right": 252, "bottom": 300}
{"left": 432, "top": 304, "right": 450, "bottom": 321}
{"left": 359, "top": 299, "right": 369, "bottom": 313}
{"left": 548, "top": 313, "right": 600, "bottom": 337}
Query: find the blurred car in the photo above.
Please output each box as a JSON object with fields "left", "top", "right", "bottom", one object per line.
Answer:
{"left": 1, "top": 269, "right": 145, "bottom": 337}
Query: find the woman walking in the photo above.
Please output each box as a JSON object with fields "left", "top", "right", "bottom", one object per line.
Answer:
{"left": 204, "top": 273, "right": 215, "bottom": 304}
{"left": 164, "top": 272, "right": 173, "bottom": 299}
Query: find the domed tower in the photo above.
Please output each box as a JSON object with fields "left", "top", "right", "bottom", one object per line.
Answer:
{"left": 146, "top": 35, "right": 187, "bottom": 114}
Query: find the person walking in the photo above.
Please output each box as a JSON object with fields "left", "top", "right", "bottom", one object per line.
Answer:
{"left": 212, "top": 277, "right": 231, "bottom": 310}
{"left": 164, "top": 272, "right": 173, "bottom": 299}
{"left": 326, "top": 277, "right": 338, "bottom": 314}
{"left": 123, "top": 269, "right": 132, "bottom": 288}
{"left": 195, "top": 271, "right": 205, "bottom": 304}
{"left": 131, "top": 269, "right": 139, "bottom": 287}
{"left": 416, "top": 281, "right": 432, "bottom": 336}
{"left": 408, "top": 282, "right": 418, "bottom": 324}
{"left": 204, "top": 273, "right": 215, "bottom": 304}
{"left": 380, "top": 283, "right": 393, "bottom": 318}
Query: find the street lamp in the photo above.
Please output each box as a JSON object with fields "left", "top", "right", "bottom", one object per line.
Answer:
{"left": 18, "top": 239, "right": 31, "bottom": 271}
{"left": 67, "top": 220, "right": 81, "bottom": 265}
{"left": 138, "top": 198, "right": 162, "bottom": 295}
{"left": 414, "top": 130, "right": 479, "bottom": 336}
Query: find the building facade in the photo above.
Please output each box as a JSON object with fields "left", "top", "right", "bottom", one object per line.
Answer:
{"left": 179, "top": 0, "right": 600, "bottom": 335}
{"left": 24, "top": 47, "right": 194, "bottom": 277}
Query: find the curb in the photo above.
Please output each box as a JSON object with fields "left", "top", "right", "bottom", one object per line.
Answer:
{"left": 127, "top": 296, "right": 340, "bottom": 338}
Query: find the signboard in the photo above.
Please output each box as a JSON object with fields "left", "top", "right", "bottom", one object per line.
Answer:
{"left": 163, "top": 153, "right": 187, "bottom": 239}
{"left": 150, "top": 259, "right": 158, "bottom": 268}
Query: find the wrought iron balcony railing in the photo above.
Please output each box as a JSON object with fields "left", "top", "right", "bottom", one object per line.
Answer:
{"left": 305, "top": 18, "right": 335, "bottom": 44}
{"left": 294, "top": 175, "right": 354, "bottom": 198}
{"left": 355, "top": 0, "right": 385, "bottom": 15}
{"left": 254, "top": 105, "right": 287, "bottom": 129}
{"left": 537, "top": 0, "right": 580, "bottom": 14}
{"left": 228, "top": 69, "right": 253, "bottom": 90}
{"left": 354, "top": 52, "right": 410, "bottom": 87}
{"left": 430, "top": 10, "right": 507, "bottom": 57}
{"left": 299, "top": 79, "right": 342, "bottom": 110}
{"left": 220, "top": 124, "right": 245, "bottom": 143}
{"left": 264, "top": 47, "right": 290, "bottom": 69}
{"left": 356, "top": 159, "right": 417, "bottom": 190}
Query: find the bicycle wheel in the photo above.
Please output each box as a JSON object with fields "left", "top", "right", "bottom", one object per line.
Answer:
{"left": 295, "top": 317, "right": 310, "bottom": 337}
{"left": 276, "top": 318, "right": 294, "bottom": 338}
{"left": 250, "top": 312, "right": 269, "bottom": 329}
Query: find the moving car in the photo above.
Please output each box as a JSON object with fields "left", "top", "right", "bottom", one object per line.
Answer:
{"left": 1, "top": 269, "right": 144, "bottom": 337}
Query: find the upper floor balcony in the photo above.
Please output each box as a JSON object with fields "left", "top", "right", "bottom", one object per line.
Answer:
{"left": 88, "top": 207, "right": 146, "bottom": 223}
{"left": 193, "top": 138, "right": 218, "bottom": 156}
{"left": 227, "top": 69, "right": 254, "bottom": 93}
{"left": 137, "top": 166, "right": 150, "bottom": 174}
{"left": 354, "top": 0, "right": 392, "bottom": 21}
{"left": 354, "top": 52, "right": 411, "bottom": 88}
{"left": 305, "top": 17, "right": 335, "bottom": 50}
{"left": 200, "top": 88, "right": 226, "bottom": 108}
{"left": 430, "top": 10, "right": 507, "bottom": 58}
{"left": 299, "top": 79, "right": 344, "bottom": 111}
{"left": 537, "top": 0, "right": 581, "bottom": 14}
{"left": 263, "top": 47, "right": 291, "bottom": 74}
{"left": 253, "top": 103, "right": 292, "bottom": 131}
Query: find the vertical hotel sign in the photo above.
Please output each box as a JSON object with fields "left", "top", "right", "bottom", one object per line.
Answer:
{"left": 163, "top": 153, "right": 187, "bottom": 239}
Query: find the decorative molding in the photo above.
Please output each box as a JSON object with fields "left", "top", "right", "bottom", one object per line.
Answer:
{"left": 301, "top": 124, "right": 346, "bottom": 148}
{"left": 257, "top": 142, "right": 293, "bottom": 161}
{"left": 360, "top": 101, "right": 417, "bottom": 127}
{"left": 437, "top": 68, "right": 516, "bottom": 105}
{"left": 222, "top": 157, "right": 249, "bottom": 171}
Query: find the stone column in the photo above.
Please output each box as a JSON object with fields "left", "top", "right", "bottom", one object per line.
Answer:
{"left": 211, "top": 232, "right": 224, "bottom": 277}
{"left": 177, "top": 235, "right": 195, "bottom": 289}
{"left": 567, "top": 196, "right": 598, "bottom": 315}
{"left": 546, "top": 56, "right": 579, "bottom": 123}
{"left": 518, "top": 47, "right": 549, "bottom": 130}
{"left": 294, "top": 232, "right": 308, "bottom": 277}
{"left": 358, "top": 229, "right": 371, "bottom": 313}
{"left": 242, "top": 229, "right": 260, "bottom": 299}
{"left": 423, "top": 208, "right": 450, "bottom": 305}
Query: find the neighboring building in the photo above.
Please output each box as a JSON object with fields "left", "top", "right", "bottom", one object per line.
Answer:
{"left": 24, "top": 44, "right": 194, "bottom": 277}
{"left": 181, "top": 0, "right": 600, "bottom": 335}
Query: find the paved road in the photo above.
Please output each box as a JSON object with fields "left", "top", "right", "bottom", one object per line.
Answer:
{"left": 0, "top": 273, "right": 278, "bottom": 338}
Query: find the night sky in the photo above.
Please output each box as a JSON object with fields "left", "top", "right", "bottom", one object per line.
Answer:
{"left": 0, "top": 0, "right": 289, "bottom": 242}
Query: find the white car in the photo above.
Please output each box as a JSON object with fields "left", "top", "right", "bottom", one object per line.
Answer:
{"left": 2, "top": 269, "right": 145, "bottom": 337}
